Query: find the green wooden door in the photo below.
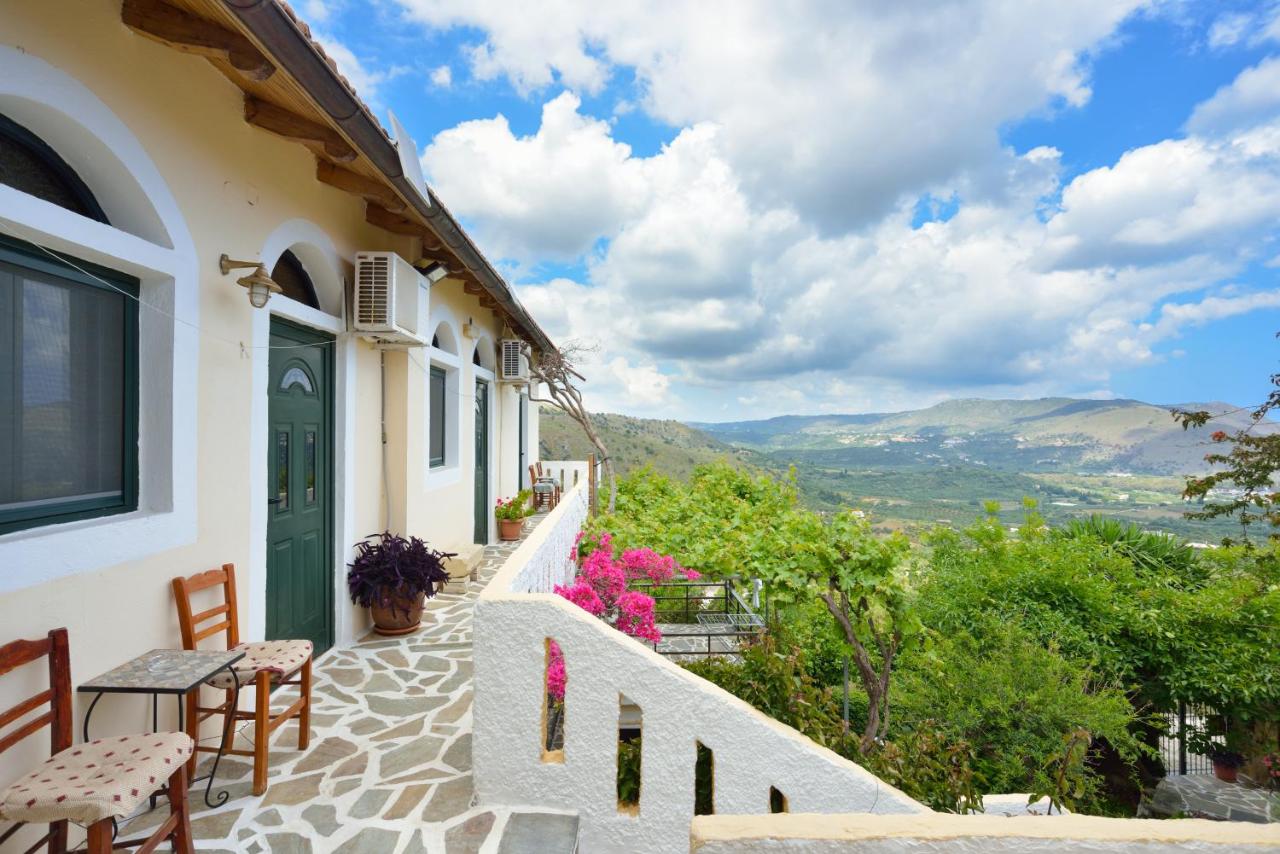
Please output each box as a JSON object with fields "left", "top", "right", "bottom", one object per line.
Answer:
{"left": 473, "top": 378, "right": 489, "bottom": 544}
{"left": 266, "top": 319, "right": 334, "bottom": 653}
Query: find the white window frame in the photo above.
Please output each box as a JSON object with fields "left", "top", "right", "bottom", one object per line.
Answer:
{"left": 0, "top": 46, "right": 198, "bottom": 594}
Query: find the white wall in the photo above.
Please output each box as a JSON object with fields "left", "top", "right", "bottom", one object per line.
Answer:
{"left": 689, "top": 813, "right": 1280, "bottom": 853}
{"left": 473, "top": 482, "right": 924, "bottom": 854}
{"left": 0, "top": 3, "right": 545, "bottom": 826}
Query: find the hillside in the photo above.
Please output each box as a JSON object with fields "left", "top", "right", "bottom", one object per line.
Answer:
{"left": 694, "top": 397, "right": 1274, "bottom": 475}
{"left": 538, "top": 408, "right": 758, "bottom": 481}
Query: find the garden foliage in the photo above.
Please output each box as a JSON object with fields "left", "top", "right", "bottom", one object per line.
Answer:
{"left": 597, "top": 461, "right": 1280, "bottom": 814}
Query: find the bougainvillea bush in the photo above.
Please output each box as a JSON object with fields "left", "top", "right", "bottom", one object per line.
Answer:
{"left": 545, "top": 536, "right": 700, "bottom": 700}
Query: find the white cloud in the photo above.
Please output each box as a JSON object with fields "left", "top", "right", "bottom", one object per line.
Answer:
{"left": 430, "top": 64, "right": 453, "bottom": 88}
{"left": 400, "top": 6, "right": 1280, "bottom": 418}
{"left": 1207, "top": 5, "right": 1280, "bottom": 50}
{"left": 1045, "top": 127, "right": 1280, "bottom": 268}
{"left": 392, "top": 0, "right": 1147, "bottom": 231}
{"left": 1187, "top": 55, "right": 1280, "bottom": 135}
{"left": 422, "top": 93, "right": 647, "bottom": 258}
{"left": 502, "top": 89, "right": 1280, "bottom": 414}
{"left": 1208, "top": 12, "right": 1253, "bottom": 48}
{"left": 301, "top": 0, "right": 335, "bottom": 24}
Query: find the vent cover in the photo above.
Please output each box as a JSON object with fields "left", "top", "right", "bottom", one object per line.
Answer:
{"left": 352, "top": 251, "right": 426, "bottom": 347}
{"left": 500, "top": 339, "right": 528, "bottom": 382}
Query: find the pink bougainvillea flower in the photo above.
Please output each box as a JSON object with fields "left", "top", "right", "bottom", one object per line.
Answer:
{"left": 546, "top": 640, "right": 566, "bottom": 700}
{"left": 683, "top": 568, "right": 702, "bottom": 581}
{"left": 578, "top": 548, "right": 626, "bottom": 602}
{"left": 615, "top": 590, "right": 662, "bottom": 643}
{"left": 554, "top": 580, "right": 605, "bottom": 616}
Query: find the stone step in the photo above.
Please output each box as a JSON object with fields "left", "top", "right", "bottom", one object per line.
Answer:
{"left": 496, "top": 811, "right": 579, "bottom": 854}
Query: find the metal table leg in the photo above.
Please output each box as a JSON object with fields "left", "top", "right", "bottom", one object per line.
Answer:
{"left": 189, "top": 662, "right": 242, "bottom": 809}
{"left": 82, "top": 692, "right": 104, "bottom": 744}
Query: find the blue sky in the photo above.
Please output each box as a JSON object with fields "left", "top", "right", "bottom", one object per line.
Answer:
{"left": 308, "top": 0, "right": 1280, "bottom": 419}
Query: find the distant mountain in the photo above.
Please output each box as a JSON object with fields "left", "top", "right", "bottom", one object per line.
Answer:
{"left": 693, "top": 397, "right": 1274, "bottom": 475}
{"left": 539, "top": 408, "right": 758, "bottom": 482}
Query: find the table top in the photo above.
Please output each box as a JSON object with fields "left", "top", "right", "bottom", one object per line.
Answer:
{"left": 78, "top": 649, "right": 246, "bottom": 695}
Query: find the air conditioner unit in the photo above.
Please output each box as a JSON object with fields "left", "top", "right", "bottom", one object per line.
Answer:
{"left": 352, "top": 251, "right": 426, "bottom": 347}
{"left": 500, "top": 339, "right": 529, "bottom": 383}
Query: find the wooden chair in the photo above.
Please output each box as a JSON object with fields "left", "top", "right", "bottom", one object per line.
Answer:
{"left": 0, "top": 628, "right": 194, "bottom": 854}
{"left": 172, "top": 564, "right": 312, "bottom": 796}
{"left": 530, "top": 463, "right": 561, "bottom": 510}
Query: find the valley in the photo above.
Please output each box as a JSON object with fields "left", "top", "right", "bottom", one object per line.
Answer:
{"left": 545, "top": 397, "right": 1273, "bottom": 541}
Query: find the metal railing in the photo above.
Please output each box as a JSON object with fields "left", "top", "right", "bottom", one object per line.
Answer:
{"left": 1159, "top": 702, "right": 1220, "bottom": 776}
{"left": 630, "top": 578, "right": 767, "bottom": 658}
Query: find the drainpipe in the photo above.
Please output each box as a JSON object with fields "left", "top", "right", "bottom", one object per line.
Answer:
{"left": 381, "top": 350, "right": 391, "bottom": 531}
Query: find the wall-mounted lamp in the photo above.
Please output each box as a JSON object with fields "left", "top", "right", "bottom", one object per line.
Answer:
{"left": 220, "top": 254, "right": 282, "bottom": 309}
{"left": 414, "top": 260, "right": 449, "bottom": 284}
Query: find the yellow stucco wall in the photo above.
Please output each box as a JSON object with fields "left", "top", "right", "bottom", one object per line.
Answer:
{"left": 0, "top": 0, "right": 521, "bottom": 803}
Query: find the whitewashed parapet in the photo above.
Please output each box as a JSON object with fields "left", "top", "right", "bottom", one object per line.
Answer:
{"left": 474, "top": 488, "right": 925, "bottom": 854}
{"left": 689, "top": 813, "right": 1280, "bottom": 853}
{"left": 507, "top": 479, "right": 589, "bottom": 594}
{"left": 539, "top": 459, "right": 590, "bottom": 490}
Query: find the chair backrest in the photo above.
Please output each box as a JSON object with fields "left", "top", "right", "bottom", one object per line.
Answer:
{"left": 0, "top": 628, "right": 71, "bottom": 758}
{"left": 528, "top": 464, "right": 539, "bottom": 487}
{"left": 172, "top": 563, "right": 241, "bottom": 652}
{"left": 536, "top": 461, "right": 545, "bottom": 478}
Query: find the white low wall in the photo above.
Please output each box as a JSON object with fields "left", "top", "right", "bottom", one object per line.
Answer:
{"left": 539, "top": 459, "right": 591, "bottom": 490}
{"left": 473, "top": 479, "right": 924, "bottom": 854}
{"left": 690, "top": 814, "right": 1280, "bottom": 853}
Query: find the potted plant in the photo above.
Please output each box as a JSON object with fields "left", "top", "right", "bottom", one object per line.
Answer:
{"left": 1208, "top": 747, "right": 1246, "bottom": 783}
{"left": 496, "top": 490, "right": 534, "bottom": 541}
{"left": 348, "top": 532, "right": 454, "bottom": 636}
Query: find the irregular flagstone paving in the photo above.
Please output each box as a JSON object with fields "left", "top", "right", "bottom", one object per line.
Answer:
{"left": 117, "top": 512, "right": 580, "bottom": 853}
{"left": 1145, "top": 774, "right": 1280, "bottom": 824}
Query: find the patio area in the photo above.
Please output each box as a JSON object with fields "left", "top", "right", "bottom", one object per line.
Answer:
{"left": 115, "top": 511, "right": 579, "bottom": 854}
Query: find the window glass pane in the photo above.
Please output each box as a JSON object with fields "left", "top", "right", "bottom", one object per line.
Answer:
{"left": 270, "top": 249, "right": 319, "bottom": 309}
{"left": 0, "top": 266, "right": 126, "bottom": 511}
{"left": 429, "top": 367, "right": 446, "bottom": 467}
{"left": 276, "top": 430, "right": 289, "bottom": 511}
{"left": 280, "top": 366, "right": 314, "bottom": 394}
{"left": 305, "top": 430, "right": 316, "bottom": 504}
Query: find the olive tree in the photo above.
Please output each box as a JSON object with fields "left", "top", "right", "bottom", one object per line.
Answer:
{"left": 767, "top": 510, "right": 920, "bottom": 752}
{"left": 527, "top": 341, "right": 617, "bottom": 511}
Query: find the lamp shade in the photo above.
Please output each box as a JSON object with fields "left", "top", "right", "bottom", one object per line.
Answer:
{"left": 236, "top": 264, "right": 283, "bottom": 309}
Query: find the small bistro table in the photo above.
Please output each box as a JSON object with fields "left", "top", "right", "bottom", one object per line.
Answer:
{"left": 78, "top": 648, "right": 246, "bottom": 809}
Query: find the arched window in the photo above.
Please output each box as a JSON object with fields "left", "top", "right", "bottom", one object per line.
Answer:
{"left": 0, "top": 113, "right": 107, "bottom": 223}
{"left": 270, "top": 248, "right": 320, "bottom": 309}
{"left": 473, "top": 346, "right": 482, "bottom": 366}
{"left": 0, "top": 113, "right": 139, "bottom": 534}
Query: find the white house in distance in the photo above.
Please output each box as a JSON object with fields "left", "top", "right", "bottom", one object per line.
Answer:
{"left": 0, "top": 0, "right": 543, "bottom": 770}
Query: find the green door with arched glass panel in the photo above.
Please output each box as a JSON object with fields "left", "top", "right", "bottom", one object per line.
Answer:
{"left": 266, "top": 318, "right": 334, "bottom": 653}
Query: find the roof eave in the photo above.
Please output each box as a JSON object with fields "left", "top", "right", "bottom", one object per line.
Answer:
{"left": 221, "top": 0, "right": 556, "bottom": 355}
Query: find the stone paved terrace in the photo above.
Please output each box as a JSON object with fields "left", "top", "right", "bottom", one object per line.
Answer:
{"left": 117, "top": 510, "right": 580, "bottom": 853}
{"left": 1146, "top": 774, "right": 1280, "bottom": 824}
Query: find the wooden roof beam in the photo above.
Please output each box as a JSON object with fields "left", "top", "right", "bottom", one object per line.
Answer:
{"left": 122, "top": 0, "right": 275, "bottom": 82}
{"left": 245, "top": 96, "right": 355, "bottom": 162}
{"left": 316, "top": 161, "right": 405, "bottom": 212}
{"left": 365, "top": 202, "right": 434, "bottom": 238}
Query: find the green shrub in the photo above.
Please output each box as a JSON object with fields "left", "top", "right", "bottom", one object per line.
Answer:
{"left": 891, "top": 623, "right": 1144, "bottom": 811}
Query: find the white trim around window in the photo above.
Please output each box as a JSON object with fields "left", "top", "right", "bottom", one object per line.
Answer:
{"left": 0, "top": 46, "right": 198, "bottom": 594}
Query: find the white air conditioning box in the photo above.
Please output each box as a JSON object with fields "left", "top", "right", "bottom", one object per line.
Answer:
{"left": 500, "top": 338, "right": 529, "bottom": 383}
{"left": 353, "top": 251, "right": 426, "bottom": 347}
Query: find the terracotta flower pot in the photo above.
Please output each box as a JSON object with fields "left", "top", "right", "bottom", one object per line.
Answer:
{"left": 499, "top": 517, "right": 524, "bottom": 541}
{"left": 1212, "top": 760, "right": 1239, "bottom": 783}
{"left": 370, "top": 588, "right": 425, "bottom": 636}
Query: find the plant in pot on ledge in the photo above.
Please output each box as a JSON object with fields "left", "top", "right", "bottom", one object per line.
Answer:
{"left": 1188, "top": 727, "right": 1248, "bottom": 783}
{"left": 348, "top": 532, "right": 455, "bottom": 636}
{"left": 495, "top": 490, "right": 534, "bottom": 541}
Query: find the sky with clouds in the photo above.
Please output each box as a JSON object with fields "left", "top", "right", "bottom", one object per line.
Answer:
{"left": 307, "top": 0, "right": 1280, "bottom": 421}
